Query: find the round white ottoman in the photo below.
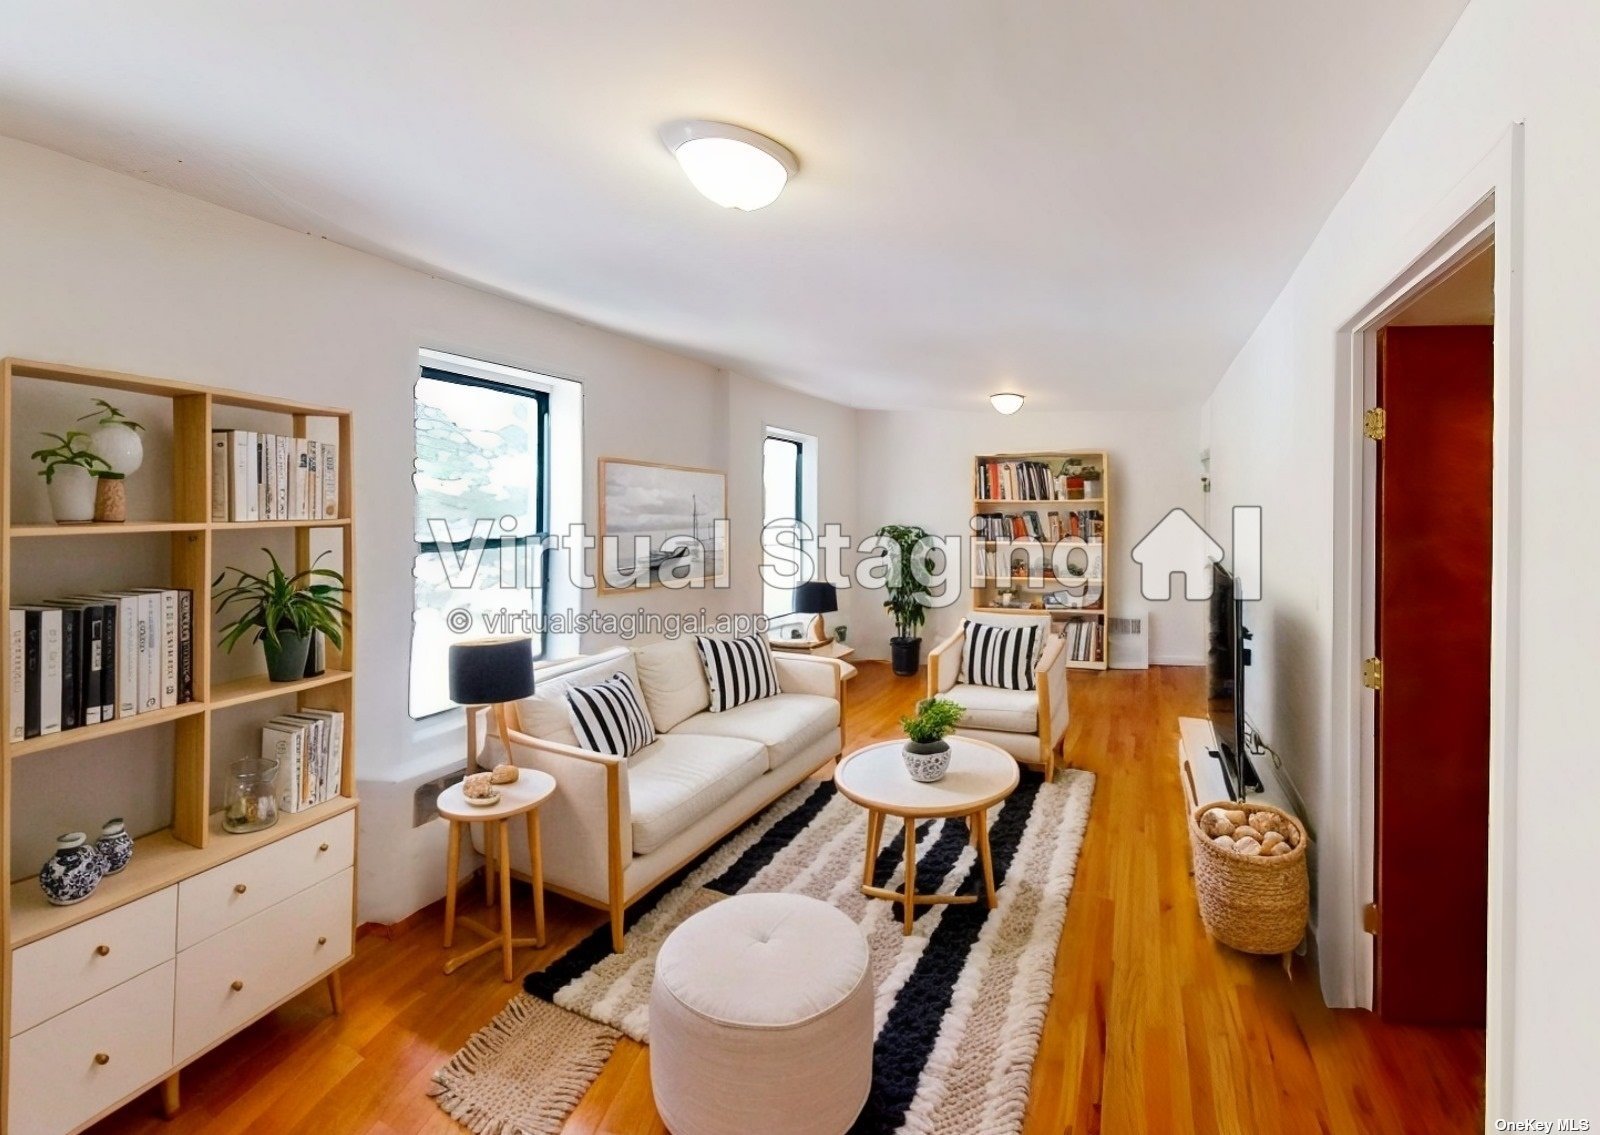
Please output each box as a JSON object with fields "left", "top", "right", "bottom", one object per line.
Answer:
{"left": 649, "top": 893, "right": 873, "bottom": 1135}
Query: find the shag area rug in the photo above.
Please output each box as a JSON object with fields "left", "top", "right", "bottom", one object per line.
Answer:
{"left": 432, "top": 768, "right": 1094, "bottom": 1135}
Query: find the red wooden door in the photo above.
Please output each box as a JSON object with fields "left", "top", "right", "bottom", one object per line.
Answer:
{"left": 1374, "top": 326, "right": 1493, "bottom": 1025}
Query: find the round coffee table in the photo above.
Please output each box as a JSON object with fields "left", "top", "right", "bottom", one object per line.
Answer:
{"left": 834, "top": 738, "right": 1019, "bottom": 935}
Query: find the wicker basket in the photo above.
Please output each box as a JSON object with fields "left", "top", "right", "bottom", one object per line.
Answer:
{"left": 1188, "top": 800, "right": 1310, "bottom": 955}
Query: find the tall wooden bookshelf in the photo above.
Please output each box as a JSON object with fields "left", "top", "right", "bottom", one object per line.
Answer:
{"left": 971, "top": 450, "right": 1110, "bottom": 670}
{"left": 0, "top": 359, "right": 356, "bottom": 1133}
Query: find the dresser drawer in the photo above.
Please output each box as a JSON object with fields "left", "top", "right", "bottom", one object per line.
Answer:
{"left": 9, "top": 886, "right": 177, "bottom": 1036}
{"left": 174, "top": 867, "right": 352, "bottom": 1062}
{"left": 177, "top": 811, "right": 354, "bottom": 949}
{"left": 7, "top": 961, "right": 175, "bottom": 1135}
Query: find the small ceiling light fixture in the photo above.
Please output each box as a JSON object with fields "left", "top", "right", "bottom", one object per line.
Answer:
{"left": 660, "top": 120, "right": 798, "bottom": 211}
{"left": 990, "top": 392, "right": 1026, "bottom": 415}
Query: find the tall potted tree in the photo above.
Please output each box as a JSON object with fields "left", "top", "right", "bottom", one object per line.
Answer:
{"left": 875, "top": 523, "right": 936, "bottom": 676}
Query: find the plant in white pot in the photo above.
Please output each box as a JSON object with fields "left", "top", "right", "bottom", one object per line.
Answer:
{"left": 900, "top": 696, "right": 965, "bottom": 783}
{"left": 79, "top": 399, "right": 144, "bottom": 523}
{"left": 214, "top": 549, "right": 348, "bottom": 682}
{"left": 30, "top": 430, "right": 110, "bottom": 523}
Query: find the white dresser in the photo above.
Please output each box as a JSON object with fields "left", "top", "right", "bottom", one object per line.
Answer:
{"left": 5, "top": 811, "right": 355, "bottom": 1135}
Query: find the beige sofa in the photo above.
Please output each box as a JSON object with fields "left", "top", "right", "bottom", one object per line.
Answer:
{"left": 465, "top": 637, "right": 848, "bottom": 950}
{"left": 926, "top": 612, "right": 1069, "bottom": 781}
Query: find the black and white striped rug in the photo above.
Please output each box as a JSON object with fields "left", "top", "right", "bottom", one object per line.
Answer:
{"left": 434, "top": 769, "right": 1094, "bottom": 1135}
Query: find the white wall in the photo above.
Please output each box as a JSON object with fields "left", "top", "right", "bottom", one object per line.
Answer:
{"left": 853, "top": 407, "right": 1207, "bottom": 664}
{"left": 1202, "top": 0, "right": 1599, "bottom": 1114}
{"left": 0, "top": 137, "right": 858, "bottom": 925}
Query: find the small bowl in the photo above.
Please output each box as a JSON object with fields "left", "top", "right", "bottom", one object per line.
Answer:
{"left": 464, "top": 790, "right": 502, "bottom": 808}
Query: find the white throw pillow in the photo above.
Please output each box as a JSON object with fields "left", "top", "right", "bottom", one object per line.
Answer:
{"left": 632, "top": 637, "right": 712, "bottom": 732}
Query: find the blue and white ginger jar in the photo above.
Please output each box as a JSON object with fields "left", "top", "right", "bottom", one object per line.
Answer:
{"left": 40, "top": 832, "right": 103, "bottom": 906}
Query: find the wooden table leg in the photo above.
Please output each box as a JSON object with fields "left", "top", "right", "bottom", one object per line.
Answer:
{"left": 863, "top": 810, "right": 884, "bottom": 887}
{"left": 443, "top": 819, "right": 462, "bottom": 949}
{"left": 497, "top": 821, "right": 515, "bottom": 981}
{"left": 160, "top": 1072, "right": 180, "bottom": 1119}
{"left": 902, "top": 816, "right": 917, "bottom": 936}
{"left": 976, "top": 807, "right": 998, "bottom": 909}
{"left": 483, "top": 821, "right": 497, "bottom": 906}
{"left": 525, "top": 808, "right": 545, "bottom": 948}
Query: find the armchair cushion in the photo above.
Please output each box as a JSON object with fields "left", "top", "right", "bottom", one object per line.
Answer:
{"left": 678, "top": 693, "right": 840, "bottom": 771}
{"left": 945, "top": 683, "right": 1038, "bottom": 734}
{"left": 633, "top": 637, "right": 711, "bottom": 732}
{"left": 629, "top": 733, "right": 767, "bottom": 854}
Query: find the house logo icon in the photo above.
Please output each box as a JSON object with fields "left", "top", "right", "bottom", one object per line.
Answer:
{"left": 1130, "top": 506, "right": 1261, "bottom": 601}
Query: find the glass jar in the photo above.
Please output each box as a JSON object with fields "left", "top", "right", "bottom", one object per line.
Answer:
{"left": 223, "top": 757, "right": 280, "bottom": 834}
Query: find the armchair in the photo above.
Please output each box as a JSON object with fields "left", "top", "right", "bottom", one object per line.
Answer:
{"left": 927, "top": 612, "right": 1069, "bottom": 781}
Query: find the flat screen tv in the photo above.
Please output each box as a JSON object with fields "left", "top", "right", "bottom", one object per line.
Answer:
{"left": 1206, "top": 561, "right": 1258, "bottom": 801}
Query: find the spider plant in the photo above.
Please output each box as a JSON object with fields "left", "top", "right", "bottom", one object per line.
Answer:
{"left": 214, "top": 550, "right": 348, "bottom": 680}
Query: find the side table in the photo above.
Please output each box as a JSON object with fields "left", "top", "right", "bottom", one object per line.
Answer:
{"left": 439, "top": 769, "right": 556, "bottom": 981}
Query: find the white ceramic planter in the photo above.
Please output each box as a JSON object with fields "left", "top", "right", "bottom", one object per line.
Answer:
{"left": 47, "top": 464, "right": 97, "bottom": 523}
{"left": 92, "top": 422, "right": 144, "bottom": 477}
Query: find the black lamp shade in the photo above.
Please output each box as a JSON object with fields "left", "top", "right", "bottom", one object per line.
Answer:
{"left": 793, "top": 581, "right": 838, "bottom": 615}
{"left": 449, "top": 637, "right": 535, "bottom": 705}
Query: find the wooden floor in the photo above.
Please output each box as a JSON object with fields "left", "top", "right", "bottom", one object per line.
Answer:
{"left": 90, "top": 663, "right": 1484, "bottom": 1134}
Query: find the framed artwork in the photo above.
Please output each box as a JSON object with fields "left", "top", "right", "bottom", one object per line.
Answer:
{"left": 597, "top": 458, "right": 728, "bottom": 593}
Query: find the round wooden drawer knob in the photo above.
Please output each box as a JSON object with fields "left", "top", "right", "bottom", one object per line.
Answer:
{"left": 95, "top": 944, "right": 111, "bottom": 957}
{"left": 317, "top": 936, "right": 328, "bottom": 946}
{"left": 234, "top": 884, "right": 248, "bottom": 894}
{"left": 230, "top": 980, "right": 245, "bottom": 992}
{"left": 318, "top": 843, "right": 330, "bottom": 853}
{"left": 94, "top": 1053, "right": 110, "bottom": 1066}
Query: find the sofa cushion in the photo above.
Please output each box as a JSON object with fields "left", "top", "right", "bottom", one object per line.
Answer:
{"left": 629, "top": 733, "right": 767, "bottom": 855}
{"left": 678, "top": 693, "right": 839, "bottom": 771}
{"left": 945, "top": 683, "right": 1037, "bottom": 734}
{"left": 633, "top": 637, "right": 711, "bottom": 733}
{"left": 512, "top": 648, "right": 638, "bottom": 749}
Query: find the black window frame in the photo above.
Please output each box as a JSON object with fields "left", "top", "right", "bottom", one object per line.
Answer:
{"left": 762, "top": 432, "right": 807, "bottom": 619}
{"left": 411, "top": 364, "right": 553, "bottom": 719}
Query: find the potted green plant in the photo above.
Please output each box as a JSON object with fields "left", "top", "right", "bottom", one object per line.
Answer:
{"left": 901, "top": 696, "right": 965, "bottom": 782}
{"left": 78, "top": 399, "right": 145, "bottom": 523}
{"left": 875, "top": 523, "right": 936, "bottom": 676}
{"left": 1080, "top": 464, "right": 1104, "bottom": 499}
{"left": 214, "top": 549, "right": 348, "bottom": 681}
{"left": 30, "top": 430, "right": 110, "bottom": 523}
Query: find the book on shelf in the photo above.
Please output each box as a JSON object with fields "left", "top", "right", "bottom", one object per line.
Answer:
{"left": 7, "top": 589, "right": 193, "bottom": 737}
{"left": 1060, "top": 617, "right": 1103, "bottom": 663}
{"left": 976, "top": 458, "right": 1062, "bottom": 502}
{"left": 264, "top": 709, "right": 346, "bottom": 813}
{"left": 210, "top": 429, "right": 338, "bottom": 522}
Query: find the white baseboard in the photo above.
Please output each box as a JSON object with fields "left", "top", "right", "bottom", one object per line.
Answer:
{"left": 1149, "top": 653, "right": 1206, "bottom": 667}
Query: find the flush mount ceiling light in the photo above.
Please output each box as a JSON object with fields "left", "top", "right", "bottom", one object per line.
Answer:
{"left": 990, "top": 392, "right": 1026, "bottom": 415}
{"left": 659, "top": 120, "right": 798, "bottom": 211}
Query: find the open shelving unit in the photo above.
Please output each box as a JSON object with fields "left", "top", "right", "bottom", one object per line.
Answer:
{"left": 0, "top": 359, "right": 356, "bottom": 1129}
{"left": 971, "top": 450, "right": 1111, "bottom": 670}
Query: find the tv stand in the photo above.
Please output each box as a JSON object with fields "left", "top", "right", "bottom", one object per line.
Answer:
{"left": 1177, "top": 717, "right": 1287, "bottom": 812}
{"left": 1207, "top": 746, "right": 1265, "bottom": 800}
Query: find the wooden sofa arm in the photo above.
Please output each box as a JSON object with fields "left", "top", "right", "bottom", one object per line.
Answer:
{"left": 927, "top": 626, "right": 966, "bottom": 698}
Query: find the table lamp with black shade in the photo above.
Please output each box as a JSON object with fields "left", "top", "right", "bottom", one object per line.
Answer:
{"left": 793, "top": 581, "right": 838, "bottom": 646}
{"left": 449, "top": 637, "right": 535, "bottom": 769}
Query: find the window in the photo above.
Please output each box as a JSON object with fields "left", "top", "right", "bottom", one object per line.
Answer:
{"left": 411, "top": 365, "right": 549, "bottom": 718}
{"left": 762, "top": 433, "right": 805, "bottom": 619}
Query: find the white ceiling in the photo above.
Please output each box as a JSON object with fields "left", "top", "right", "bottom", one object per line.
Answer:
{"left": 0, "top": 1, "right": 1469, "bottom": 410}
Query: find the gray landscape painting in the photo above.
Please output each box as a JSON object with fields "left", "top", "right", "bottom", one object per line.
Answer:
{"left": 601, "top": 460, "right": 726, "bottom": 587}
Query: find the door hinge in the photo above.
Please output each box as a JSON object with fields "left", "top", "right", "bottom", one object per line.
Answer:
{"left": 1363, "top": 407, "right": 1386, "bottom": 441}
{"left": 1362, "top": 657, "right": 1383, "bottom": 690}
{"left": 1363, "top": 902, "right": 1380, "bottom": 934}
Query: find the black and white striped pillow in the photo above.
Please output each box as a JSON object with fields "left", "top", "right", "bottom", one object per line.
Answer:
{"left": 695, "top": 634, "right": 782, "bottom": 712}
{"left": 962, "top": 620, "right": 1042, "bottom": 691}
{"left": 564, "top": 672, "right": 657, "bottom": 758}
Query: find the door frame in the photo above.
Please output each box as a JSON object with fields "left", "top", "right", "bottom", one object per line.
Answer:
{"left": 1330, "top": 124, "right": 1523, "bottom": 1114}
